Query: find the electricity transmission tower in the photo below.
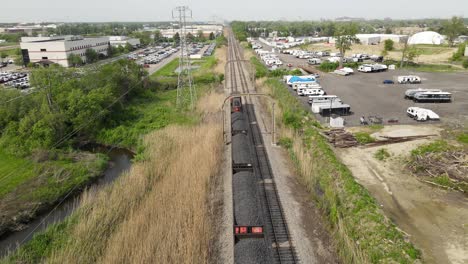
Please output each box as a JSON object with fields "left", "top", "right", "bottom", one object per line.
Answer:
{"left": 173, "top": 6, "right": 196, "bottom": 109}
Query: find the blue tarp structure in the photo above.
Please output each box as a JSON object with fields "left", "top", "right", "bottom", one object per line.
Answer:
{"left": 288, "top": 76, "right": 315, "bottom": 83}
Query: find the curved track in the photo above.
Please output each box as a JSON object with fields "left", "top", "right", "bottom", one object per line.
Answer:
{"left": 227, "top": 29, "right": 298, "bottom": 264}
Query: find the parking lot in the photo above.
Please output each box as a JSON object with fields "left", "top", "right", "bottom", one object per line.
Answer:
{"left": 286, "top": 70, "right": 468, "bottom": 126}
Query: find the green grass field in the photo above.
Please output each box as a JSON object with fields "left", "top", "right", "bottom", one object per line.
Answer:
{"left": 0, "top": 150, "right": 35, "bottom": 198}
{"left": 98, "top": 56, "right": 220, "bottom": 151}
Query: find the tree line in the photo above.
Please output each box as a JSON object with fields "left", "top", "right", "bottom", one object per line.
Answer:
{"left": 0, "top": 60, "right": 148, "bottom": 156}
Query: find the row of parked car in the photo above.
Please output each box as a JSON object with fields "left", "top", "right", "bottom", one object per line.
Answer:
{"left": 204, "top": 43, "right": 216, "bottom": 56}
{"left": 0, "top": 71, "right": 30, "bottom": 89}
{"left": 138, "top": 47, "right": 179, "bottom": 65}
{"left": 283, "top": 49, "right": 384, "bottom": 64}
{"left": 0, "top": 59, "right": 15, "bottom": 68}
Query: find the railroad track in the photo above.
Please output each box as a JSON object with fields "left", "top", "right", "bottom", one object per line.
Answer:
{"left": 227, "top": 29, "right": 298, "bottom": 264}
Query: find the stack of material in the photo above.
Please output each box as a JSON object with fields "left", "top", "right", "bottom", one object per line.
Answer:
{"left": 323, "top": 129, "right": 359, "bottom": 148}
{"left": 366, "top": 135, "right": 436, "bottom": 147}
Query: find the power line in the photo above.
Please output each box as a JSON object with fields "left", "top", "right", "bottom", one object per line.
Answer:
{"left": 172, "top": 6, "right": 196, "bottom": 109}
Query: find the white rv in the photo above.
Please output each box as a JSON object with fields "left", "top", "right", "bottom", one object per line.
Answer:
{"left": 308, "top": 95, "right": 339, "bottom": 104}
{"left": 398, "top": 76, "right": 421, "bottom": 84}
{"left": 404, "top": 88, "right": 441, "bottom": 99}
{"left": 413, "top": 91, "right": 452, "bottom": 103}
{"left": 308, "top": 58, "right": 322, "bottom": 65}
{"left": 407, "top": 107, "right": 440, "bottom": 121}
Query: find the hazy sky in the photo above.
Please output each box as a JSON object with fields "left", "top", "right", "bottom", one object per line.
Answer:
{"left": 1, "top": 0, "right": 466, "bottom": 22}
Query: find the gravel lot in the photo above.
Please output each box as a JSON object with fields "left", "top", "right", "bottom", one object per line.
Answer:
{"left": 284, "top": 70, "right": 468, "bottom": 126}
{"left": 254, "top": 41, "right": 468, "bottom": 127}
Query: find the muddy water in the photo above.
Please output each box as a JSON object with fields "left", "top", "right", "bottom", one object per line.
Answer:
{"left": 0, "top": 147, "right": 133, "bottom": 257}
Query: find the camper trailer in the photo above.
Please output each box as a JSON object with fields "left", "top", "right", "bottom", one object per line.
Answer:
{"left": 407, "top": 107, "right": 440, "bottom": 121}
{"left": 404, "top": 88, "right": 441, "bottom": 99}
{"left": 413, "top": 91, "right": 452, "bottom": 103}
{"left": 308, "top": 95, "right": 339, "bottom": 104}
{"left": 398, "top": 76, "right": 421, "bottom": 84}
{"left": 308, "top": 58, "right": 322, "bottom": 65}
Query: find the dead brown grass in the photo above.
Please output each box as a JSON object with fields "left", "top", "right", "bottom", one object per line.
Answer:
{"left": 214, "top": 46, "right": 227, "bottom": 75}
{"left": 45, "top": 91, "right": 224, "bottom": 263}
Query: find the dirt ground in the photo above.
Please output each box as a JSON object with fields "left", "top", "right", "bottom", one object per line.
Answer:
{"left": 338, "top": 125, "right": 468, "bottom": 264}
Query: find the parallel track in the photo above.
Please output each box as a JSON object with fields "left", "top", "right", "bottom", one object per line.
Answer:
{"left": 227, "top": 29, "right": 298, "bottom": 264}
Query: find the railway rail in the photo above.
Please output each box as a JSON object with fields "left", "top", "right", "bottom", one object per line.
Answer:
{"left": 227, "top": 29, "right": 298, "bottom": 264}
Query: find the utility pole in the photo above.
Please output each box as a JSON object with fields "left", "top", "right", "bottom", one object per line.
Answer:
{"left": 172, "top": 6, "right": 196, "bottom": 109}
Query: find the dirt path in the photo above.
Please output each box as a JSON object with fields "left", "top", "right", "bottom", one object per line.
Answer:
{"left": 338, "top": 125, "right": 468, "bottom": 264}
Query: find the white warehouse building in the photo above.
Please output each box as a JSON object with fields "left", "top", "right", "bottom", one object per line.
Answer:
{"left": 108, "top": 36, "right": 141, "bottom": 48}
{"left": 20, "top": 35, "right": 109, "bottom": 67}
{"left": 329, "top": 34, "right": 408, "bottom": 45}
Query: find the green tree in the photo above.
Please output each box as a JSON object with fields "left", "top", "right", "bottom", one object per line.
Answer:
{"left": 197, "top": 30, "right": 205, "bottom": 42}
{"left": 14, "top": 54, "right": 24, "bottom": 66}
{"left": 334, "top": 23, "right": 359, "bottom": 68}
{"left": 385, "top": 27, "right": 393, "bottom": 34}
{"left": 405, "top": 45, "right": 422, "bottom": 64}
{"left": 153, "top": 30, "right": 163, "bottom": 43}
{"left": 209, "top": 32, "right": 215, "bottom": 40}
{"left": 0, "top": 52, "right": 7, "bottom": 63}
{"left": 85, "top": 49, "right": 99, "bottom": 63}
{"left": 67, "top": 54, "right": 83, "bottom": 67}
{"left": 384, "top": 39, "right": 394, "bottom": 51}
{"left": 186, "top": 32, "right": 195, "bottom": 43}
{"left": 124, "top": 43, "right": 134, "bottom": 53}
{"left": 173, "top": 32, "right": 180, "bottom": 45}
{"left": 441, "top": 16, "right": 465, "bottom": 47}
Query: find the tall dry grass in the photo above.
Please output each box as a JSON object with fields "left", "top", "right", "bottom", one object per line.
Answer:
{"left": 45, "top": 91, "right": 224, "bottom": 263}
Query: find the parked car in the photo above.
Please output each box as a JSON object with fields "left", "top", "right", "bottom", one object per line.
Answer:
{"left": 383, "top": 79, "right": 394, "bottom": 84}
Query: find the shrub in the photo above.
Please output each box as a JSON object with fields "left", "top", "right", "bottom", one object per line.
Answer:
{"left": 354, "top": 132, "right": 376, "bottom": 144}
{"left": 318, "top": 61, "right": 339, "bottom": 72}
{"left": 463, "top": 59, "right": 468, "bottom": 69}
{"left": 384, "top": 39, "right": 394, "bottom": 51}
{"left": 451, "top": 43, "right": 466, "bottom": 62}
{"left": 374, "top": 148, "right": 391, "bottom": 161}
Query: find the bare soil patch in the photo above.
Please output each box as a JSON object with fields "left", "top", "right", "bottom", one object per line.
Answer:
{"left": 338, "top": 125, "right": 468, "bottom": 264}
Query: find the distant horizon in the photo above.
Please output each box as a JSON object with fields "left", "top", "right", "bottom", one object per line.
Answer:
{"left": 0, "top": 0, "right": 466, "bottom": 23}
{"left": 0, "top": 16, "right": 465, "bottom": 25}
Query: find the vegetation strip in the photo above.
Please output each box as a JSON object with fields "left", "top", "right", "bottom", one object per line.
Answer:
{"left": 1, "top": 45, "right": 224, "bottom": 263}
{"left": 246, "top": 45, "right": 421, "bottom": 261}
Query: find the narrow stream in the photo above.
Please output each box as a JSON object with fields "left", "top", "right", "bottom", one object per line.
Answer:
{"left": 0, "top": 147, "right": 133, "bottom": 257}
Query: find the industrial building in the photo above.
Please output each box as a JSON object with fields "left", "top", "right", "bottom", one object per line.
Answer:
{"left": 159, "top": 24, "right": 223, "bottom": 38}
{"left": 20, "top": 35, "right": 109, "bottom": 67}
{"left": 108, "top": 36, "right": 141, "bottom": 48}
{"left": 329, "top": 34, "right": 408, "bottom": 45}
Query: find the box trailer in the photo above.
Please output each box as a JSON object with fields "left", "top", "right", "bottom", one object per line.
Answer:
{"left": 318, "top": 103, "right": 351, "bottom": 116}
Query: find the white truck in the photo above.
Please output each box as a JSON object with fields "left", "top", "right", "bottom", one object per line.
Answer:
{"left": 407, "top": 107, "right": 440, "bottom": 121}
{"left": 297, "top": 87, "right": 325, "bottom": 96}
{"left": 398, "top": 75, "right": 421, "bottom": 84}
